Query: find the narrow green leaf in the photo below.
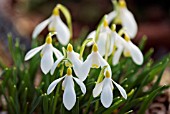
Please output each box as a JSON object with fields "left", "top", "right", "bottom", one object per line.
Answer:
{"left": 138, "top": 86, "right": 169, "bottom": 114}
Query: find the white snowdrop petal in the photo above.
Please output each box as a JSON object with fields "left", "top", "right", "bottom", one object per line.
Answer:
{"left": 52, "top": 47, "right": 63, "bottom": 59}
{"left": 77, "top": 53, "right": 92, "bottom": 81}
{"left": 86, "top": 31, "right": 96, "bottom": 46}
{"left": 107, "top": 11, "right": 117, "bottom": 24}
{"left": 128, "top": 42, "right": 143, "bottom": 65}
{"left": 47, "top": 77, "right": 65, "bottom": 95}
{"left": 101, "top": 79, "right": 113, "bottom": 108}
{"left": 40, "top": 46, "right": 54, "bottom": 74}
{"left": 91, "top": 52, "right": 100, "bottom": 68}
{"left": 32, "top": 17, "right": 51, "bottom": 39}
{"left": 112, "top": 45, "right": 123, "bottom": 65}
{"left": 97, "top": 33, "right": 107, "bottom": 56}
{"left": 97, "top": 52, "right": 107, "bottom": 67}
{"left": 24, "top": 44, "right": 44, "bottom": 61}
{"left": 48, "top": 15, "right": 57, "bottom": 31}
{"left": 112, "top": 80, "right": 127, "bottom": 99}
{"left": 56, "top": 16, "right": 70, "bottom": 45}
{"left": 73, "top": 77, "right": 86, "bottom": 94}
{"left": 63, "top": 77, "right": 76, "bottom": 110}
{"left": 50, "top": 56, "right": 64, "bottom": 75}
{"left": 120, "top": 8, "right": 137, "bottom": 38}
{"left": 93, "top": 81, "right": 103, "bottom": 97}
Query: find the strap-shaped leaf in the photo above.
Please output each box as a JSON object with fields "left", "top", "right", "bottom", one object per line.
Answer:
{"left": 138, "top": 85, "right": 169, "bottom": 114}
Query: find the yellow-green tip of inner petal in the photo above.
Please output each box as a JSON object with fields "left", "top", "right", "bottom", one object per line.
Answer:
{"left": 119, "top": 0, "right": 126, "bottom": 8}
{"left": 92, "top": 43, "right": 98, "bottom": 52}
{"left": 105, "top": 70, "right": 110, "bottom": 78}
{"left": 124, "top": 33, "right": 130, "bottom": 42}
{"left": 67, "top": 43, "right": 73, "bottom": 52}
{"left": 111, "top": 24, "right": 116, "bottom": 32}
{"left": 104, "top": 20, "right": 108, "bottom": 27}
{"left": 53, "top": 6, "right": 59, "bottom": 16}
{"left": 46, "top": 36, "right": 52, "bottom": 44}
{"left": 67, "top": 67, "right": 72, "bottom": 76}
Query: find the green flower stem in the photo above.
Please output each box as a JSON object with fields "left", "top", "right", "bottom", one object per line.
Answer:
{"left": 79, "top": 38, "right": 93, "bottom": 59}
{"left": 52, "top": 65, "right": 64, "bottom": 114}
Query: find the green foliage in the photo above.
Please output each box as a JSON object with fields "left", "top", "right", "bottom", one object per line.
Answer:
{"left": 0, "top": 34, "right": 169, "bottom": 114}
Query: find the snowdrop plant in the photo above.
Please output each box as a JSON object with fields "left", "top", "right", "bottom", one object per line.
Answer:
{"left": 1, "top": 1, "right": 169, "bottom": 114}
{"left": 24, "top": 33, "right": 63, "bottom": 74}
{"left": 47, "top": 67, "right": 86, "bottom": 110}
{"left": 32, "top": 4, "right": 72, "bottom": 45}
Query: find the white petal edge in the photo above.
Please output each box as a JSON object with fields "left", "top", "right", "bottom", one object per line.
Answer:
{"left": 73, "top": 77, "right": 86, "bottom": 94}
{"left": 112, "top": 45, "right": 124, "bottom": 65}
{"left": 101, "top": 78, "right": 113, "bottom": 108}
{"left": 63, "top": 76, "right": 76, "bottom": 110}
{"left": 112, "top": 80, "right": 127, "bottom": 99}
{"left": 50, "top": 56, "right": 64, "bottom": 75}
{"left": 86, "top": 31, "right": 96, "bottom": 46}
{"left": 77, "top": 53, "right": 92, "bottom": 81}
{"left": 107, "top": 11, "right": 117, "bottom": 24}
{"left": 97, "top": 33, "right": 107, "bottom": 56}
{"left": 93, "top": 81, "right": 103, "bottom": 98}
{"left": 40, "top": 47, "right": 54, "bottom": 74}
{"left": 24, "top": 44, "right": 44, "bottom": 61}
{"left": 120, "top": 8, "right": 137, "bottom": 38}
{"left": 128, "top": 42, "right": 143, "bottom": 65}
{"left": 52, "top": 47, "right": 63, "bottom": 59}
{"left": 47, "top": 76, "right": 65, "bottom": 95}
{"left": 55, "top": 16, "right": 70, "bottom": 45}
{"left": 32, "top": 17, "right": 51, "bottom": 39}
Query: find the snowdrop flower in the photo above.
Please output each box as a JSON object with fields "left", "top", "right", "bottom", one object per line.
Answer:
{"left": 47, "top": 67, "right": 86, "bottom": 110}
{"left": 32, "top": 5, "right": 70, "bottom": 45}
{"left": 93, "top": 70, "right": 127, "bottom": 108}
{"left": 50, "top": 44, "right": 83, "bottom": 78}
{"left": 113, "top": 33, "right": 143, "bottom": 65}
{"left": 86, "top": 20, "right": 114, "bottom": 57}
{"left": 50, "top": 43, "right": 92, "bottom": 81}
{"left": 24, "top": 33, "right": 63, "bottom": 74}
{"left": 80, "top": 43, "right": 112, "bottom": 81}
{"left": 107, "top": 0, "right": 137, "bottom": 38}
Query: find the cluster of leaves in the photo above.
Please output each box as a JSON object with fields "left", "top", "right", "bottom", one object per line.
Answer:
{"left": 0, "top": 34, "right": 169, "bottom": 114}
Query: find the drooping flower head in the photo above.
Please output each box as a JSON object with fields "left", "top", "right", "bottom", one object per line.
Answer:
{"left": 107, "top": 0, "right": 138, "bottom": 38}
{"left": 50, "top": 44, "right": 83, "bottom": 79}
{"left": 93, "top": 70, "right": 127, "bottom": 108}
{"left": 32, "top": 4, "right": 71, "bottom": 45}
{"left": 86, "top": 19, "right": 115, "bottom": 57}
{"left": 24, "top": 33, "right": 63, "bottom": 74}
{"left": 47, "top": 67, "right": 86, "bottom": 110}
{"left": 113, "top": 32, "right": 143, "bottom": 65}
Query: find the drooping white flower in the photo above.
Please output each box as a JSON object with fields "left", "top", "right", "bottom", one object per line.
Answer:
{"left": 93, "top": 70, "right": 127, "bottom": 108}
{"left": 47, "top": 67, "right": 86, "bottom": 110}
{"left": 79, "top": 43, "right": 112, "bottom": 81}
{"left": 50, "top": 44, "right": 83, "bottom": 78}
{"left": 32, "top": 5, "right": 70, "bottom": 45}
{"left": 24, "top": 33, "right": 63, "bottom": 74}
{"left": 112, "top": 33, "right": 143, "bottom": 65}
{"left": 107, "top": 0, "right": 137, "bottom": 38}
{"left": 86, "top": 20, "right": 115, "bottom": 57}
